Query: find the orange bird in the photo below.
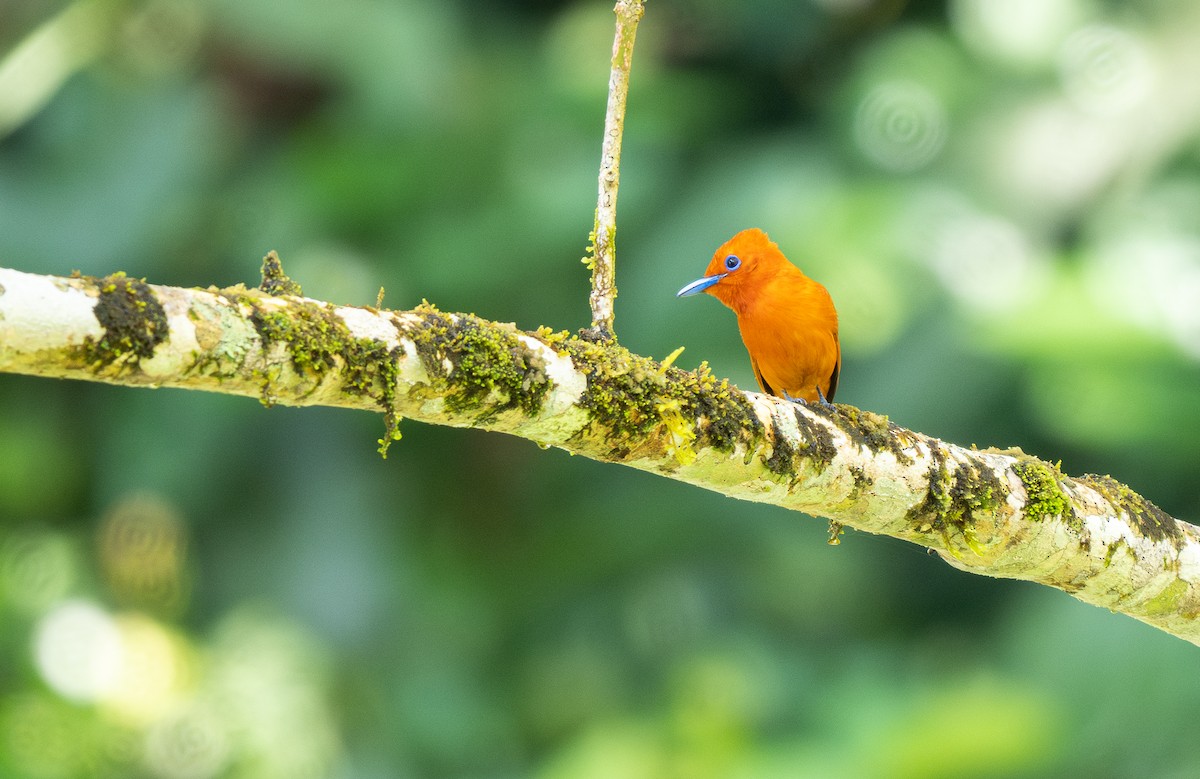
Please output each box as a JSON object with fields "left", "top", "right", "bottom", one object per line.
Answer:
{"left": 677, "top": 228, "right": 840, "bottom": 405}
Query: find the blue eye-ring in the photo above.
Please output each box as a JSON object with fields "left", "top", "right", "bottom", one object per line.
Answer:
{"left": 724, "top": 254, "right": 741, "bottom": 271}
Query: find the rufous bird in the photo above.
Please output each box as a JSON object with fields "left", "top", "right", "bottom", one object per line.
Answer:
{"left": 677, "top": 228, "right": 840, "bottom": 406}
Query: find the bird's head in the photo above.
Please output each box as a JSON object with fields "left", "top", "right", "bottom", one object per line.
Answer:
{"left": 676, "top": 228, "right": 789, "bottom": 308}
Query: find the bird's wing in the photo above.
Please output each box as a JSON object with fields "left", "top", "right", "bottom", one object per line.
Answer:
{"left": 826, "top": 330, "right": 841, "bottom": 402}
{"left": 750, "top": 355, "right": 775, "bottom": 396}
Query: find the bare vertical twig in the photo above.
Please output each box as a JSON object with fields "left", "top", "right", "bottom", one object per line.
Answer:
{"left": 0, "top": 0, "right": 121, "bottom": 139}
{"left": 585, "top": 0, "right": 646, "bottom": 339}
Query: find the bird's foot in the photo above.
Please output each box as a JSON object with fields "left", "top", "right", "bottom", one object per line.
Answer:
{"left": 782, "top": 389, "right": 836, "bottom": 411}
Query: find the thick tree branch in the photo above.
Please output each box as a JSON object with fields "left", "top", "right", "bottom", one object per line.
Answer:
{"left": 2, "top": 265, "right": 1199, "bottom": 645}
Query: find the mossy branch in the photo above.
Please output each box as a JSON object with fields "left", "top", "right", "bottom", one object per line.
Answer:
{"left": 584, "top": 0, "right": 646, "bottom": 339}
{"left": 2, "top": 264, "right": 1200, "bottom": 646}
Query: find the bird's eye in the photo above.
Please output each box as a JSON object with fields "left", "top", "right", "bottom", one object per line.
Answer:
{"left": 725, "top": 254, "right": 741, "bottom": 271}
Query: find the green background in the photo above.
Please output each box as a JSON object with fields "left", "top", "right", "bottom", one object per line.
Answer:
{"left": 2, "top": 0, "right": 1199, "bottom": 776}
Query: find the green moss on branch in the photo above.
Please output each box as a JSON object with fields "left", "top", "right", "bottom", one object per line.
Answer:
{"left": 1014, "top": 458, "right": 1077, "bottom": 529}
{"left": 834, "top": 405, "right": 915, "bottom": 465}
{"left": 74, "top": 272, "right": 168, "bottom": 373}
{"left": 409, "top": 303, "right": 551, "bottom": 419}
{"left": 557, "top": 335, "right": 764, "bottom": 462}
{"left": 906, "top": 445, "right": 1008, "bottom": 553}
{"left": 1078, "top": 473, "right": 1183, "bottom": 543}
{"left": 258, "top": 251, "right": 303, "bottom": 297}
{"left": 241, "top": 293, "right": 403, "bottom": 453}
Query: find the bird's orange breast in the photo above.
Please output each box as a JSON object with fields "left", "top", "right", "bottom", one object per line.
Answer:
{"left": 733, "top": 271, "right": 840, "bottom": 404}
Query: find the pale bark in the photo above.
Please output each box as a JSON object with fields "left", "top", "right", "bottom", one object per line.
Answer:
{"left": 2, "top": 265, "right": 1199, "bottom": 645}
{"left": 585, "top": 0, "right": 646, "bottom": 338}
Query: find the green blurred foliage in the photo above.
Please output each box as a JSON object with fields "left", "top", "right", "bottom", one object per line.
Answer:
{"left": 2, "top": 0, "right": 1200, "bottom": 776}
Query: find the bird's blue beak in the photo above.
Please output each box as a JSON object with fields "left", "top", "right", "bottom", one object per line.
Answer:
{"left": 676, "top": 273, "right": 726, "bottom": 298}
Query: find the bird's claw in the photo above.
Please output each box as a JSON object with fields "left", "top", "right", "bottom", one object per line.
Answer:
{"left": 782, "top": 388, "right": 836, "bottom": 411}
